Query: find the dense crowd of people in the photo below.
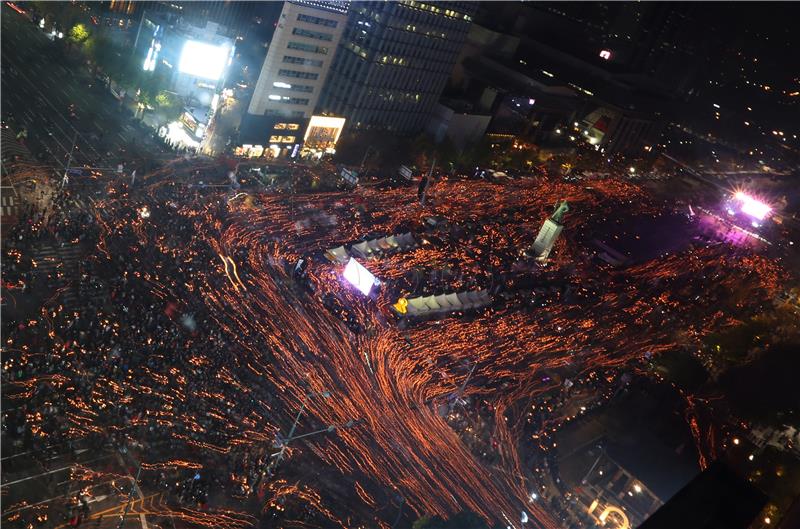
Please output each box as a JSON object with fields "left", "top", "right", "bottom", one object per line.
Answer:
{"left": 1, "top": 176, "right": 294, "bottom": 527}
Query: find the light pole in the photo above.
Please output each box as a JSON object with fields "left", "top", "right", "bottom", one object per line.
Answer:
{"left": 61, "top": 131, "right": 78, "bottom": 189}
{"left": 117, "top": 462, "right": 142, "bottom": 529}
{"left": 267, "top": 390, "right": 331, "bottom": 474}
{"left": 449, "top": 361, "right": 477, "bottom": 414}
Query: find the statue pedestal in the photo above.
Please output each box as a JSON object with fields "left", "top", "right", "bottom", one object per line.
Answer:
{"left": 530, "top": 218, "right": 563, "bottom": 261}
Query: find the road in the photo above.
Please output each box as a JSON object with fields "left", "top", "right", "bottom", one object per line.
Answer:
{"left": 0, "top": 434, "right": 147, "bottom": 529}
{"left": 1, "top": 4, "right": 169, "bottom": 177}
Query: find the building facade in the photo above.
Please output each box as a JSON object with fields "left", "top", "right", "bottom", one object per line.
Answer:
{"left": 248, "top": 1, "right": 348, "bottom": 119}
{"left": 133, "top": 13, "right": 236, "bottom": 147}
{"left": 103, "top": 1, "right": 263, "bottom": 38}
{"left": 318, "top": 1, "right": 475, "bottom": 134}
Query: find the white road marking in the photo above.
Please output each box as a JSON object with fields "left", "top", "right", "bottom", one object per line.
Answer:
{"left": 2, "top": 454, "right": 115, "bottom": 486}
{"left": 1, "top": 465, "right": 74, "bottom": 486}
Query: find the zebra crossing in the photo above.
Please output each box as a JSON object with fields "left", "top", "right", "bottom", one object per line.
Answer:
{"left": 29, "top": 243, "right": 106, "bottom": 309}
{"left": 1, "top": 190, "right": 18, "bottom": 219}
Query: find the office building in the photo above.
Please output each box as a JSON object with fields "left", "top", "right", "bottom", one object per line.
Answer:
{"left": 248, "top": 1, "right": 348, "bottom": 119}
{"left": 318, "top": 1, "right": 475, "bottom": 134}
{"left": 240, "top": 1, "right": 347, "bottom": 157}
{"left": 133, "top": 13, "right": 236, "bottom": 147}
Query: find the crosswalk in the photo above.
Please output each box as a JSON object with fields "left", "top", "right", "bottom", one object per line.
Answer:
{"left": 29, "top": 243, "right": 106, "bottom": 309}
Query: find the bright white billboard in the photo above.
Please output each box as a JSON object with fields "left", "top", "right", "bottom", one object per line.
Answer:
{"left": 178, "top": 40, "right": 230, "bottom": 80}
{"left": 343, "top": 258, "right": 377, "bottom": 296}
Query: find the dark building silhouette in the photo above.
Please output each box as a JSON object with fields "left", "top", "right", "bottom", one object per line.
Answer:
{"left": 318, "top": 1, "right": 476, "bottom": 134}
{"left": 638, "top": 461, "right": 767, "bottom": 529}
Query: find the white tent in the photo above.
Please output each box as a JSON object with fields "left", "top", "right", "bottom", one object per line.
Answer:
{"left": 445, "top": 293, "right": 462, "bottom": 309}
{"left": 350, "top": 241, "right": 372, "bottom": 258}
{"left": 421, "top": 295, "right": 440, "bottom": 311}
{"left": 376, "top": 237, "right": 393, "bottom": 251}
{"left": 456, "top": 292, "right": 474, "bottom": 310}
{"left": 395, "top": 288, "right": 491, "bottom": 318}
{"left": 325, "top": 246, "right": 349, "bottom": 264}
{"left": 434, "top": 294, "right": 452, "bottom": 309}
{"left": 396, "top": 233, "right": 416, "bottom": 249}
{"left": 408, "top": 297, "right": 428, "bottom": 314}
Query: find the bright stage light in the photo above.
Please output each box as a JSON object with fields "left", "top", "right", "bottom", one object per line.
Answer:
{"left": 179, "top": 40, "right": 230, "bottom": 80}
{"left": 343, "top": 257, "right": 377, "bottom": 296}
{"left": 736, "top": 194, "right": 771, "bottom": 220}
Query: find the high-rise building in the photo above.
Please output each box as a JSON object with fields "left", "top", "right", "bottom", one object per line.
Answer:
{"left": 101, "top": 1, "right": 265, "bottom": 38}
{"left": 516, "top": 3, "right": 704, "bottom": 100}
{"left": 237, "top": 1, "right": 348, "bottom": 158}
{"left": 248, "top": 1, "right": 348, "bottom": 119}
{"left": 318, "top": 1, "right": 475, "bottom": 134}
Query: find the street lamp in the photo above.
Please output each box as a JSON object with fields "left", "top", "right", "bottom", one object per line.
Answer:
{"left": 267, "top": 390, "right": 335, "bottom": 474}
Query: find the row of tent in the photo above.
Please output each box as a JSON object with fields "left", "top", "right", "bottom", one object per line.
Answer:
{"left": 325, "top": 232, "right": 417, "bottom": 263}
{"left": 393, "top": 289, "right": 492, "bottom": 318}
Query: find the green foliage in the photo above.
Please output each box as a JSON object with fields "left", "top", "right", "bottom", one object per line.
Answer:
{"left": 412, "top": 515, "right": 433, "bottom": 529}
{"left": 703, "top": 318, "right": 770, "bottom": 363}
{"left": 653, "top": 350, "right": 708, "bottom": 391}
{"left": 68, "top": 23, "right": 89, "bottom": 44}
{"left": 32, "top": 1, "right": 81, "bottom": 30}
{"left": 155, "top": 91, "right": 183, "bottom": 121}
{"left": 84, "top": 35, "right": 118, "bottom": 75}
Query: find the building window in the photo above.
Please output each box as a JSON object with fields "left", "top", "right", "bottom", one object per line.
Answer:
{"left": 272, "top": 81, "right": 314, "bottom": 93}
{"left": 297, "top": 13, "right": 338, "bottom": 28}
{"left": 287, "top": 41, "right": 329, "bottom": 55}
{"left": 268, "top": 95, "right": 310, "bottom": 105}
{"left": 291, "top": 110, "right": 305, "bottom": 117}
{"left": 278, "top": 69, "right": 319, "bottom": 80}
{"left": 283, "top": 55, "right": 324, "bottom": 67}
{"left": 292, "top": 27, "right": 333, "bottom": 42}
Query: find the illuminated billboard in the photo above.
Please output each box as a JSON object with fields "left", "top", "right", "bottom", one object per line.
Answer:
{"left": 303, "top": 115, "right": 346, "bottom": 151}
{"left": 178, "top": 40, "right": 231, "bottom": 80}
{"left": 343, "top": 257, "right": 377, "bottom": 296}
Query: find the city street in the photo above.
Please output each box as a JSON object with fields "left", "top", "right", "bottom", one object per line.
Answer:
{"left": 3, "top": 2, "right": 799, "bottom": 529}
{"left": 1, "top": 5, "right": 170, "bottom": 176}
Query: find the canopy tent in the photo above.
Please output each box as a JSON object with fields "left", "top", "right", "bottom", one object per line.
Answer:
{"left": 329, "top": 232, "right": 418, "bottom": 262}
{"left": 350, "top": 241, "right": 373, "bottom": 259}
{"left": 325, "top": 245, "right": 350, "bottom": 264}
{"left": 393, "top": 289, "right": 492, "bottom": 319}
{"left": 396, "top": 232, "right": 417, "bottom": 250}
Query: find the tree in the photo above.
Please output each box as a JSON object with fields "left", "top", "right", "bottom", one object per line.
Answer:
{"left": 68, "top": 23, "right": 89, "bottom": 46}
{"left": 155, "top": 91, "right": 183, "bottom": 122}
{"left": 410, "top": 133, "right": 433, "bottom": 171}
{"left": 459, "top": 138, "right": 494, "bottom": 169}
{"left": 433, "top": 137, "right": 458, "bottom": 172}
{"left": 84, "top": 35, "right": 119, "bottom": 77}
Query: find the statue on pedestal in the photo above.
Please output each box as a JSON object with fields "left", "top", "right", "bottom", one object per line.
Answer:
{"left": 551, "top": 200, "right": 569, "bottom": 224}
